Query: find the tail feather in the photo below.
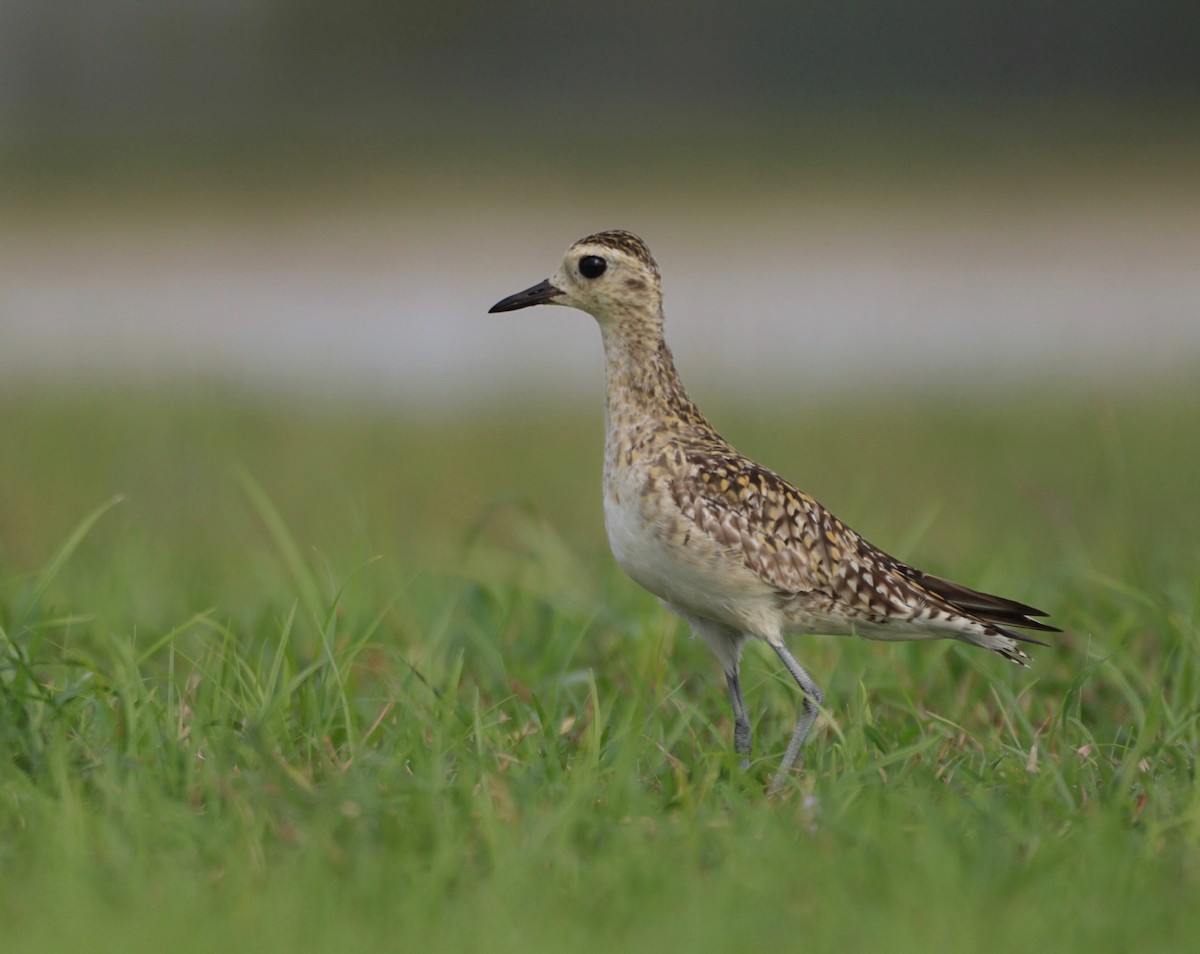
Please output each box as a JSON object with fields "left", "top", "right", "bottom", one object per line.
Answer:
{"left": 966, "top": 619, "right": 1042, "bottom": 667}
{"left": 896, "top": 567, "right": 1059, "bottom": 665}
{"left": 903, "top": 568, "right": 1060, "bottom": 642}
{"left": 985, "top": 634, "right": 1034, "bottom": 667}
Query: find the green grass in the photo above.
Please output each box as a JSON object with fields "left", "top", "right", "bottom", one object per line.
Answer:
{"left": 1, "top": 383, "right": 1198, "bottom": 952}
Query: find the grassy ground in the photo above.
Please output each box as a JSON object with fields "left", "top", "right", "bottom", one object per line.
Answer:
{"left": 1, "top": 382, "right": 1197, "bottom": 952}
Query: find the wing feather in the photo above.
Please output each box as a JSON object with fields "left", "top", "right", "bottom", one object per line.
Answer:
{"left": 672, "top": 450, "right": 1055, "bottom": 642}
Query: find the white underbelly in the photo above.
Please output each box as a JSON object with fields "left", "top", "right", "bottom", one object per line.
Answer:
{"left": 603, "top": 480, "right": 776, "bottom": 631}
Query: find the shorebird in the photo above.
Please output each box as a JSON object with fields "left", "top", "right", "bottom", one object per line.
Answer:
{"left": 489, "top": 230, "right": 1057, "bottom": 789}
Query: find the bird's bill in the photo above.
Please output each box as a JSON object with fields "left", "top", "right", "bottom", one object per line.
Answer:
{"left": 488, "top": 278, "right": 564, "bottom": 313}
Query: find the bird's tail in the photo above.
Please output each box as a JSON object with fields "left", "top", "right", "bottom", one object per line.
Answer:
{"left": 903, "top": 568, "right": 1060, "bottom": 666}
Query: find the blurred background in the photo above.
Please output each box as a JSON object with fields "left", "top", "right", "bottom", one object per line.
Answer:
{"left": 2, "top": 8, "right": 1199, "bottom": 943}
{"left": 2, "top": 1, "right": 1197, "bottom": 403}
{"left": 1, "top": 2, "right": 1198, "bottom": 609}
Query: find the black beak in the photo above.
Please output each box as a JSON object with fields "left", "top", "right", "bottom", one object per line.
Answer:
{"left": 488, "top": 278, "right": 563, "bottom": 313}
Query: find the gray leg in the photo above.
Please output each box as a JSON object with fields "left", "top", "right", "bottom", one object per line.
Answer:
{"left": 725, "top": 668, "right": 752, "bottom": 769}
{"left": 664, "top": 605, "right": 751, "bottom": 770}
{"left": 769, "top": 640, "right": 824, "bottom": 792}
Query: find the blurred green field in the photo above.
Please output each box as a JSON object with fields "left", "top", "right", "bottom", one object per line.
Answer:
{"left": 1, "top": 382, "right": 1198, "bottom": 952}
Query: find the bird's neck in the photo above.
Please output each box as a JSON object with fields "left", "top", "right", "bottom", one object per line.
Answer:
{"left": 599, "top": 313, "right": 710, "bottom": 444}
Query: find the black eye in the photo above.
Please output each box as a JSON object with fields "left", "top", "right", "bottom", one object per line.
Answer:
{"left": 578, "top": 255, "right": 607, "bottom": 279}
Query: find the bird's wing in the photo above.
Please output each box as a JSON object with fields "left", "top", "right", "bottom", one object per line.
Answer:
{"left": 671, "top": 451, "right": 1055, "bottom": 637}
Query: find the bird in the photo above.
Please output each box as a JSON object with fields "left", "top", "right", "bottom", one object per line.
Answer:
{"left": 489, "top": 229, "right": 1057, "bottom": 790}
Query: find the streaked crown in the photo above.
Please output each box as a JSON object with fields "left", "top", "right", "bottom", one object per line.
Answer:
{"left": 488, "top": 229, "right": 664, "bottom": 329}
{"left": 571, "top": 230, "right": 660, "bottom": 280}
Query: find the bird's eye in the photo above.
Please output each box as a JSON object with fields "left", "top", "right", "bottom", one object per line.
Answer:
{"left": 578, "top": 255, "right": 607, "bottom": 279}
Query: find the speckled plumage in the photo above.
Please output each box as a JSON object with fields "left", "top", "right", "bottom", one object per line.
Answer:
{"left": 490, "top": 229, "right": 1057, "bottom": 789}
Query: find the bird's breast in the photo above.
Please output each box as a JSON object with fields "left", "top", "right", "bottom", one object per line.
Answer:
{"left": 602, "top": 459, "right": 775, "bottom": 629}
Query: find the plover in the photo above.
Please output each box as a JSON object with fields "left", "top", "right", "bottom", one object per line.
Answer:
{"left": 490, "top": 230, "right": 1057, "bottom": 789}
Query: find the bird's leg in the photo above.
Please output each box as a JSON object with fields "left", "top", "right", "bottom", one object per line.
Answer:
{"left": 673, "top": 608, "right": 751, "bottom": 771}
{"left": 768, "top": 640, "right": 824, "bottom": 792}
{"left": 725, "top": 667, "right": 752, "bottom": 769}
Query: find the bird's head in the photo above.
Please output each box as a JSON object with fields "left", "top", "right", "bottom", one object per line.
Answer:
{"left": 489, "top": 230, "right": 663, "bottom": 331}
